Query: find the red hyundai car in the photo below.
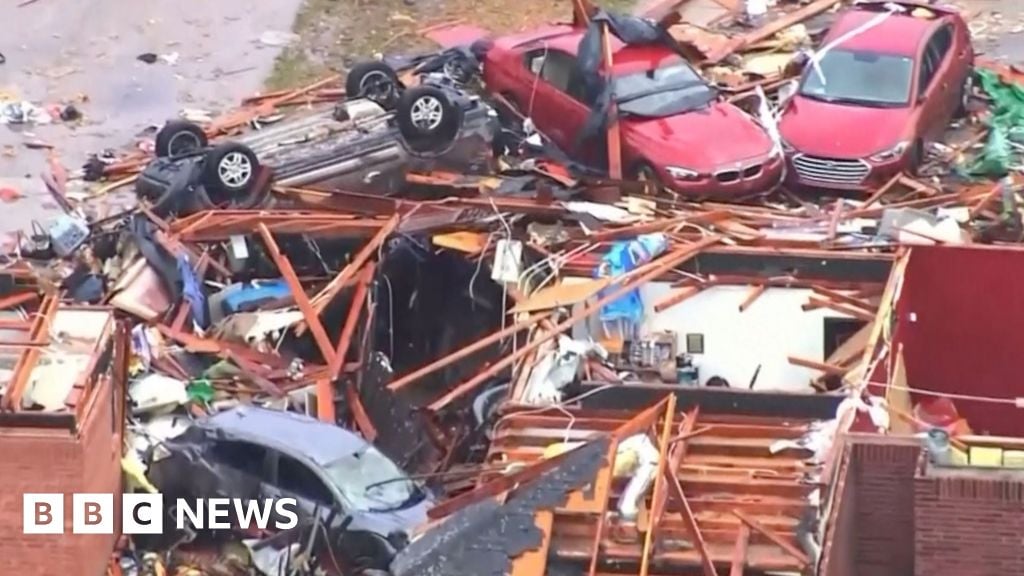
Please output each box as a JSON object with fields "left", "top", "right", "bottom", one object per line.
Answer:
{"left": 779, "top": 2, "right": 973, "bottom": 193}
{"left": 481, "top": 25, "right": 784, "bottom": 198}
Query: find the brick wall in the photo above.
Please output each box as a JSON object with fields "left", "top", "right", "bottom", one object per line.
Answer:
{"left": 915, "top": 473, "right": 1024, "bottom": 576}
{"left": 0, "top": 373, "right": 122, "bottom": 576}
{"left": 819, "top": 444, "right": 857, "bottom": 576}
{"left": 850, "top": 438, "right": 920, "bottom": 576}
{"left": 822, "top": 435, "right": 1024, "bottom": 576}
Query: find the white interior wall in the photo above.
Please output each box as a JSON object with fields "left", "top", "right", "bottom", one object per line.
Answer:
{"left": 575, "top": 283, "right": 852, "bottom": 393}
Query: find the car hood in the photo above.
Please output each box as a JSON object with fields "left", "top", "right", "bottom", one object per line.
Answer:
{"left": 780, "top": 96, "right": 913, "bottom": 159}
{"left": 627, "top": 101, "right": 774, "bottom": 171}
{"left": 348, "top": 491, "right": 433, "bottom": 538}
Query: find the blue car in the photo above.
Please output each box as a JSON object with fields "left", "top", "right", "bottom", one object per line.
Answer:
{"left": 148, "top": 406, "right": 432, "bottom": 574}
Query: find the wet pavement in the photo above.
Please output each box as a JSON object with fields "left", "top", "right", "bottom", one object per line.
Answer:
{"left": 0, "top": 0, "right": 303, "bottom": 231}
{"left": 969, "top": 0, "right": 1024, "bottom": 62}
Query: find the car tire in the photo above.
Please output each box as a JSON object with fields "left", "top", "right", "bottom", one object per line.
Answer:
{"left": 346, "top": 61, "right": 401, "bottom": 110}
{"left": 633, "top": 162, "right": 662, "bottom": 194}
{"left": 908, "top": 139, "right": 924, "bottom": 175}
{"left": 155, "top": 120, "right": 208, "bottom": 157}
{"left": 201, "top": 142, "right": 260, "bottom": 203}
{"left": 955, "top": 70, "right": 974, "bottom": 119}
{"left": 342, "top": 532, "right": 394, "bottom": 576}
{"left": 397, "top": 86, "right": 462, "bottom": 153}
{"left": 497, "top": 93, "right": 525, "bottom": 130}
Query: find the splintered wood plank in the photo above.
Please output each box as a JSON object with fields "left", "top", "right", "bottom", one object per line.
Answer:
{"left": 729, "top": 524, "right": 751, "bottom": 576}
{"left": 732, "top": 509, "right": 810, "bottom": 567}
{"left": 641, "top": 396, "right": 677, "bottom": 576}
{"left": 665, "top": 466, "right": 719, "bottom": 576}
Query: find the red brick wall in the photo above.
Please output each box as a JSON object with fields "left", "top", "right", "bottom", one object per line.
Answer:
{"left": 820, "top": 444, "right": 857, "bottom": 576}
{"left": 848, "top": 437, "right": 921, "bottom": 576}
{"left": 0, "top": 373, "right": 122, "bottom": 576}
{"left": 915, "top": 473, "right": 1024, "bottom": 576}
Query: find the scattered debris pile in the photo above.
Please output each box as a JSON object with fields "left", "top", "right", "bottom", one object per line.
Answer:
{"left": 3, "top": 1, "right": 1024, "bottom": 575}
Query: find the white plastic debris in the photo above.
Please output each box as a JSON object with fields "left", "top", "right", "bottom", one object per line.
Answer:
{"left": 158, "top": 52, "right": 180, "bottom": 66}
{"left": 867, "top": 396, "right": 891, "bottom": 432}
{"left": 565, "top": 201, "right": 638, "bottom": 224}
{"left": 755, "top": 85, "right": 782, "bottom": 155}
{"left": 180, "top": 108, "right": 214, "bottom": 123}
{"left": 521, "top": 336, "right": 607, "bottom": 405}
{"left": 491, "top": 239, "right": 524, "bottom": 283}
{"left": 746, "top": 0, "right": 768, "bottom": 19}
{"left": 259, "top": 30, "right": 300, "bottom": 47}
{"left": 0, "top": 101, "right": 53, "bottom": 125}
{"left": 130, "top": 373, "right": 189, "bottom": 414}
{"left": 616, "top": 434, "right": 660, "bottom": 521}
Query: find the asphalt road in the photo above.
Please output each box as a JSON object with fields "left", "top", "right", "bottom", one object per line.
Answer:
{"left": 0, "top": 0, "right": 303, "bottom": 233}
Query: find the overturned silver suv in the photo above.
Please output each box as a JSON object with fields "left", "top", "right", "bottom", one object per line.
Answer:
{"left": 136, "top": 52, "right": 498, "bottom": 215}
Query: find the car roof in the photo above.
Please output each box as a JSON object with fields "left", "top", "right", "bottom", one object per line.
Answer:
{"left": 200, "top": 405, "right": 368, "bottom": 466}
{"left": 825, "top": 8, "right": 942, "bottom": 56}
{"left": 505, "top": 24, "right": 682, "bottom": 75}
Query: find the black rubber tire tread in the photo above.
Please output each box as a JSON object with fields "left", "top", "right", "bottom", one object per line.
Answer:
{"left": 396, "top": 86, "right": 462, "bottom": 153}
{"left": 155, "top": 119, "right": 208, "bottom": 157}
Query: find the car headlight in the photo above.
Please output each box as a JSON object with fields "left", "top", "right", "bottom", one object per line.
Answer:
{"left": 665, "top": 166, "right": 700, "bottom": 181}
{"left": 869, "top": 141, "right": 910, "bottom": 162}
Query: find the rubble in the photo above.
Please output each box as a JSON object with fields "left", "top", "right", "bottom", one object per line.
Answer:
{"left": 4, "top": 0, "right": 1024, "bottom": 575}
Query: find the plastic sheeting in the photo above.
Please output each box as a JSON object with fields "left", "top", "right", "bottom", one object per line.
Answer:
{"left": 973, "top": 69, "right": 1024, "bottom": 177}
{"left": 575, "top": 11, "right": 690, "bottom": 150}
{"left": 594, "top": 233, "right": 668, "bottom": 327}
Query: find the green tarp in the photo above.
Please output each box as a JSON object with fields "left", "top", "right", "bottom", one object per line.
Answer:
{"left": 972, "top": 69, "right": 1024, "bottom": 177}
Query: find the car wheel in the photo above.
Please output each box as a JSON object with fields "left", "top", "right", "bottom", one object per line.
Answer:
{"left": 397, "top": 86, "right": 462, "bottom": 153}
{"left": 908, "top": 139, "right": 924, "bottom": 175}
{"left": 201, "top": 142, "right": 260, "bottom": 203}
{"left": 155, "top": 120, "right": 208, "bottom": 157}
{"left": 955, "top": 70, "right": 974, "bottom": 119}
{"left": 342, "top": 533, "right": 393, "bottom": 576}
{"left": 497, "top": 93, "right": 526, "bottom": 129}
{"left": 634, "top": 162, "right": 662, "bottom": 194}
{"left": 346, "top": 61, "right": 401, "bottom": 110}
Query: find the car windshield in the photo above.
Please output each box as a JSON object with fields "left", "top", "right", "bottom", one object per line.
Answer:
{"left": 322, "top": 445, "right": 418, "bottom": 512}
{"left": 799, "top": 49, "right": 914, "bottom": 107}
{"left": 614, "top": 63, "right": 716, "bottom": 117}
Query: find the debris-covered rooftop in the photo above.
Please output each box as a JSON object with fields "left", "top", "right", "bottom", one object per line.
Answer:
{"left": 4, "top": 0, "right": 1024, "bottom": 574}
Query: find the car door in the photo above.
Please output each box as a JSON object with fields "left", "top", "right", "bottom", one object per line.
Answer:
{"left": 199, "top": 439, "right": 267, "bottom": 500}
{"left": 914, "top": 33, "right": 945, "bottom": 142}
{"left": 928, "top": 23, "right": 959, "bottom": 120}
{"left": 265, "top": 451, "right": 342, "bottom": 527}
{"left": 519, "top": 48, "right": 594, "bottom": 155}
{"left": 915, "top": 25, "right": 955, "bottom": 141}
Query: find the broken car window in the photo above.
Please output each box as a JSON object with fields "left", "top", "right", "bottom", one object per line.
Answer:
{"left": 800, "top": 49, "right": 914, "bottom": 107}
{"left": 613, "top": 63, "right": 715, "bottom": 118}
{"left": 323, "top": 445, "right": 419, "bottom": 512}
{"left": 209, "top": 440, "right": 266, "bottom": 475}
{"left": 539, "top": 51, "right": 575, "bottom": 94}
{"left": 277, "top": 455, "right": 334, "bottom": 504}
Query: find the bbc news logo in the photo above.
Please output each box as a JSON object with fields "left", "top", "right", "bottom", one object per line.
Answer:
{"left": 23, "top": 494, "right": 299, "bottom": 534}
